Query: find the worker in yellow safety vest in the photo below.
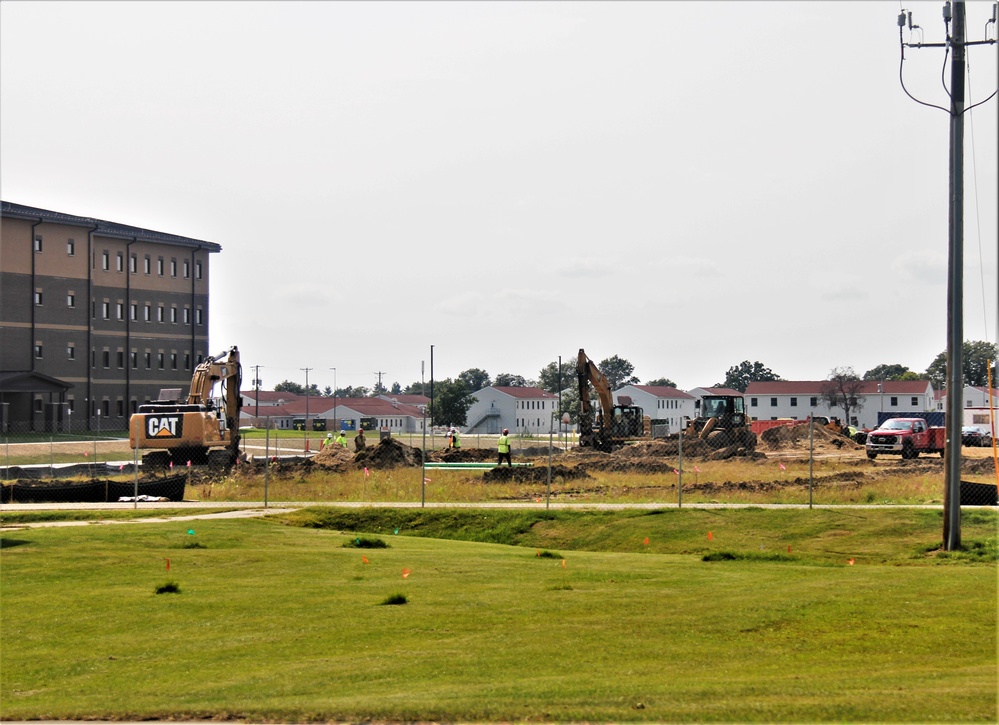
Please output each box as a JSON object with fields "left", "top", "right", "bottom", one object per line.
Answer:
{"left": 497, "top": 428, "right": 512, "bottom": 467}
{"left": 335, "top": 430, "right": 348, "bottom": 448}
{"left": 448, "top": 428, "right": 461, "bottom": 449}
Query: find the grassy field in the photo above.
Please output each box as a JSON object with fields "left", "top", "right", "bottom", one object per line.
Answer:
{"left": 1, "top": 507, "right": 995, "bottom": 722}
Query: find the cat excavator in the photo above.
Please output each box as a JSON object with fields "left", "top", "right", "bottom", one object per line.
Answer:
{"left": 577, "top": 348, "right": 649, "bottom": 452}
{"left": 129, "top": 346, "right": 243, "bottom": 469}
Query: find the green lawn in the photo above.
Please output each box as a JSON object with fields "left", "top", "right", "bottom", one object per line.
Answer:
{"left": 1, "top": 508, "right": 995, "bottom": 722}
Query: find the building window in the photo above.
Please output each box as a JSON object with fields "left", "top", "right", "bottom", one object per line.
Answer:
{"left": 750, "top": 397, "right": 758, "bottom": 407}
{"left": 790, "top": 397, "right": 798, "bottom": 407}
{"left": 34, "top": 237, "right": 42, "bottom": 252}
{"left": 196, "top": 261, "right": 203, "bottom": 279}
{"left": 101, "top": 400, "right": 110, "bottom": 417}
{"left": 157, "top": 305, "right": 165, "bottom": 322}
{"left": 116, "top": 303, "right": 124, "bottom": 320}
{"left": 144, "top": 304, "right": 151, "bottom": 322}
{"left": 67, "top": 344, "right": 75, "bottom": 360}
{"left": 131, "top": 351, "right": 138, "bottom": 369}
{"left": 34, "top": 291, "right": 43, "bottom": 306}
{"left": 170, "top": 306, "right": 178, "bottom": 323}
{"left": 34, "top": 398, "right": 43, "bottom": 413}
{"left": 143, "top": 256, "right": 151, "bottom": 274}
{"left": 184, "top": 352, "right": 191, "bottom": 370}
{"left": 157, "top": 257, "right": 164, "bottom": 276}
{"left": 34, "top": 344, "right": 43, "bottom": 359}
{"left": 67, "top": 239, "right": 75, "bottom": 256}
{"left": 102, "top": 251, "right": 110, "bottom": 270}
{"left": 810, "top": 397, "right": 818, "bottom": 407}
{"left": 157, "top": 353, "right": 165, "bottom": 370}
{"left": 144, "top": 352, "right": 152, "bottom": 369}
{"left": 102, "top": 350, "right": 110, "bottom": 368}
{"left": 117, "top": 252, "right": 124, "bottom": 272}
{"left": 770, "top": 398, "right": 778, "bottom": 407}
{"left": 68, "top": 398, "right": 75, "bottom": 413}
{"left": 890, "top": 396, "right": 898, "bottom": 406}
{"left": 911, "top": 396, "right": 918, "bottom": 406}
{"left": 67, "top": 292, "right": 76, "bottom": 308}
{"left": 129, "top": 303, "right": 137, "bottom": 321}
{"left": 195, "top": 308, "right": 203, "bottom": 325}
{"left": 130, "top": 254, "right": 137, "bottom": 273}
{"left": 170, "top": 259, "right": 177, "bottom": 277}
{"left": 183, "top": 260, "right": 190, "bottom": 278}
{"left": 171, "top": 353, "right": 178, "bottom": 370}
{"left": 102, "top": 302, "right": 110, "bottom": 319}
{"left": 117, "top": 400, "right": 125, "bottom": 417}
{"left": 183, "top": 308, "right": 190, "bottom": 324}
{"left": 117, "top": 351, "right": 125, "bottom": 368}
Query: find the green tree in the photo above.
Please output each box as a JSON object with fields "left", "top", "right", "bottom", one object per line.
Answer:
{"left": 390, "top": 382, "right": 402, "bottom": 394}
{"left": 458, "top": 368, "right": 491, "bottom": 392}
{"left": 925, "top": 340, "right": 999, "bottom": 389}
{"left": 335, "top": 386, "right": 370, "bottom": 398}
{"left": 275, "top": 380, "right": 319, "bottom": 396}
{"left": 598, "top": 355, "right": 639, "bottom": 390}
{"left": 820, "top": 367, "right": 865, "bottom": 425}
{"left": 538, "top": 356, "right": 577, "bottom": 394}
{"left": 322, "top": 386, "right": 333, "bottom": 397}
{"left": 644, "top": 377, "right": 677, "bottom": 388}
{"left": 429, "top": 378, "right": 477, "bottom": 428}
{"left": 720, "top": 361, "right": 781, "bottom": 393}
{"left": 403, "top": 381, "right": 427, "bottom": 395}
{"left": 494, "top": 373, "right": 527, "bottom": 387}
{"left": 863, "top": 364, "right": 913, "bottom": 381}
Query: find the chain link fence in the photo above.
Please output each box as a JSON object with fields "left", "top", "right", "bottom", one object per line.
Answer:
{"left": 2, "top": 416, "right": 996, "bottom": 506}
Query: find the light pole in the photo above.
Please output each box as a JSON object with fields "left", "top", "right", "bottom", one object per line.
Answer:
{"left": 301, "top": 367, "right": 313, "bottom": 451}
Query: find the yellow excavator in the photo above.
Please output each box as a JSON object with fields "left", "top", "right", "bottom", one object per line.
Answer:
{"left": 577, "top": 349, "right": 649, "bottom": 451}
{"left": 129, "top": 346, "right": 243, "bottom": 469}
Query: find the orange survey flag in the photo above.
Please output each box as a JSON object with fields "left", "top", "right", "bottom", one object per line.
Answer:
{"left": 361, "top": 555, "right": 369, "bottom": 564}
{"left": 707, "top": 531, "right": 714, "bottom": 541}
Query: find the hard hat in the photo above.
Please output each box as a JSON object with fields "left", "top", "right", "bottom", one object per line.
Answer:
{"left": 326, "top": 432, "right": 333, "bottom": 438}
{"left": 340, "top": 430, "right": 346, "bottom": 434}
{"left": 503, "top": 428, "right": 509, "bottom": 434}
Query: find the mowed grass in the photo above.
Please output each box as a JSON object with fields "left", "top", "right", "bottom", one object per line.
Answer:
{"left": 1, "top": 508, "right": 996, "bottom": 722}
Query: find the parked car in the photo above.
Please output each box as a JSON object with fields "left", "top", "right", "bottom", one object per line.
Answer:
{"left": 961, "top": 426, "right": 993, "bottom": 447}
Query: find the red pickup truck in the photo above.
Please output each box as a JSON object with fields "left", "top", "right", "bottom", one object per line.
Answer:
{"left": 866, "top": 418, "right": 946, "bottom": 459}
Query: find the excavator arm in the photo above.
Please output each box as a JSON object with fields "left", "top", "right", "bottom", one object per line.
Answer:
{"left": 577, "top": 348, "right": 616, "bottom": 449}
{"left": 187, "top": 346, "right": 243, "bottom": 459}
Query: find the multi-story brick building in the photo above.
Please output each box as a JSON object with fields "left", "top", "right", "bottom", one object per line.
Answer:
{"left": 1, "top": 201, "right": 220, "bottom": 432}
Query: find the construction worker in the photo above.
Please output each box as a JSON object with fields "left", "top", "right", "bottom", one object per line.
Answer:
{"left": 354, "top": 428, "right": 366, "bottom": 451}
{"left": 322, "top": 432, "right": 334, "bottom": 450}
{"left": 335, "top": 430, "right": 348, "bottom": 448}
{"left": 448, "top": 428, "right": 461, "bottom": 449}
{"left": 497, "top": 428, "right": 512, "bottom": 467}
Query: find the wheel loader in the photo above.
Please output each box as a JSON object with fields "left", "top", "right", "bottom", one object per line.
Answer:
{"left": 686, "top": 393, "right": 757, "bottom": 451}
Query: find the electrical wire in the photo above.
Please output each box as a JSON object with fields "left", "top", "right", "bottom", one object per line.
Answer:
{"left": 964, "top": 58, "right": 995, "bottom": 346}
{"left": 898, "top": 38, "right": 950, "bottom": 113}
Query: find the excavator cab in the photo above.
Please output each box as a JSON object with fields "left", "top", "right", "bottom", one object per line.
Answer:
{"left": 690, "top": 394, "right": 756, "bottom": 450}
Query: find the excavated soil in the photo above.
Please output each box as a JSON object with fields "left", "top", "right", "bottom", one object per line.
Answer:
{"left": 482, "top": 464, "right": 592, "bottom": 484}
{"left": 759, "top": 423, "right": 864, "bottom": 452}
{"left": 353, "top": 437, "right": 424, "bottom": 468}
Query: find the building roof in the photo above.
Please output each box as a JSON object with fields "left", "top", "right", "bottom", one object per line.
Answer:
{"left": 621, "top": 384, "right": 695, "bottom": 400}
{"left": 1, "top": 200, "right": 221, "bottom": 253}
{"left": 377, "top": 394, "right": 430, "bottom": 406}
{"left": 241, "top": 390, "right": 303, "bottom": 404}
{"left": 488, "top": 386, "right": 559, "bottom": 399}
{"left": 744, "top": 380, "right": 932, "bottom": 395}
{"left": 690, "top": 387, "right": 744, "bottom": 397}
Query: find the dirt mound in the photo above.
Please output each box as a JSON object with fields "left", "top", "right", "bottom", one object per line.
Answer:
{"left": 482, "top": 464, "right": 591, "bottom": 484}
{"left": 310, "top": 444, "right": 356, "bottom": 472}
{"left": 760, "top": 423, "right": 863, "bottom": 452}
{"left": 428, "top": 447, "right": 496, "bottom": 463}
{"left": 353, "top": 437, "right": 424, "bottom": 468}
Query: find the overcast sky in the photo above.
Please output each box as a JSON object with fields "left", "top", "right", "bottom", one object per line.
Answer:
{"left": 2, "top": 1, "right": 996, "bottom": 393}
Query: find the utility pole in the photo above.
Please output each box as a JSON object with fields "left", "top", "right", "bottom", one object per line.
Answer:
{"left": 374, "top": 370, "right": 387, "bottom": 393}
{"left": 251, "top": 365, "right": 264, "bottom": 421}
{"left": 898, "top": 0, "right": 997, "bottom": 550}
{"left": 301, "top": 367, "right": 313, "bottom": 451}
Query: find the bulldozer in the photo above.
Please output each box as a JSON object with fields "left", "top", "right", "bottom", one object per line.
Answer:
{"left": 686, "top": 393, "right": 757, "bottom": 451}
{"left": 577, "top": 348, "right": 650, "bottom": 452}
{"left": 129, "top": 346, "right": 244, "bottom": 470}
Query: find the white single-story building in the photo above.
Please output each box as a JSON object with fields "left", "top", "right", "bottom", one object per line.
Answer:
{"left": 613, "top": 384, "right": 697, "bottom": 435}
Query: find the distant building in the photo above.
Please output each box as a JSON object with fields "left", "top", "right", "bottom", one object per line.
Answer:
{"left": 742, "top": 380, "right": 935, "bottom": 429}
{"left": 1, "top": 201, "right": 221, "bottom": 431}
{"left": 464, "top": 386, "right": 559, "bottom": 435}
